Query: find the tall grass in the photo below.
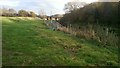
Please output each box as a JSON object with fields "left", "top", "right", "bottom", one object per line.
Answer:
{"left": 53, "top": 22, "right": 119, "bottom": 47}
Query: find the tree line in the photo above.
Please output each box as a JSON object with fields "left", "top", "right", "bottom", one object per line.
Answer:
{"left": 0, "top": 8, "right": 37, "bottom": 17}
{"left": 60, "top": 2, "right": 120, "bottom": 28}
{"left": 59, "top": 2, "right": 120, "bottom": 47}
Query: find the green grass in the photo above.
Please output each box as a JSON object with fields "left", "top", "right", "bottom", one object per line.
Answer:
{"left": 2, "top": 17, "right": 119, "bottom": 66}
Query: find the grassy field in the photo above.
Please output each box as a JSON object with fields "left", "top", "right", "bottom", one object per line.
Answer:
{"left": 2, "top": 17, "right": 119, "bottom": 66}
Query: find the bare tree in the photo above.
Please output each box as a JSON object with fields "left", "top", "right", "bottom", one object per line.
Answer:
{"left": 39, "top": 9, "right": 46, "bottom": 19}
{"left": 64, "top": 1, "right": 86, "bottom": 13}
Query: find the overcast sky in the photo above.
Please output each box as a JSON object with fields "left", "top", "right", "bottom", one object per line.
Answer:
{"left": 0, "top": 0, "right": 119, "bottom": 15}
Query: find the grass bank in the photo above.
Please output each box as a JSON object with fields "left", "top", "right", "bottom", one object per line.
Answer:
{"left": 2, "top": 17, "right": 119, "bottom": 66}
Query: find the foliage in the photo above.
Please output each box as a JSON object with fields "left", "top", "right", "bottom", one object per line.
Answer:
{"left": 0, "top": 8, "right": 17, "bottom": 17}
{"left": 59, "top": 2, "right": 119, "bottom": 47}
{"left": 18, "top": 10, "right": 29, "bottom": 17}
{"left": 1, "top": 8, "right": 37, "bottom": 17}
{"left": 61, "top": 2, "right": 120, "bottom": 28}
{"left": 29, "top": 11, "right": 36, "bottom": 17}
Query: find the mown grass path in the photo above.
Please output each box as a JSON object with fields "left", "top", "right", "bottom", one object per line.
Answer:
{"left": 2, "top": 17, "right": 118, "bottom": 66}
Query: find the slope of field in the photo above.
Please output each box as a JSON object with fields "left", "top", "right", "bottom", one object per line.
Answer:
{"left": 2, "top": 17, "right": 118, "bottom": 66}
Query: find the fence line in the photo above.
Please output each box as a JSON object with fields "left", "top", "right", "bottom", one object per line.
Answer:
{"left": 44, "top": 20, "right": 118, "bottom": 47}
